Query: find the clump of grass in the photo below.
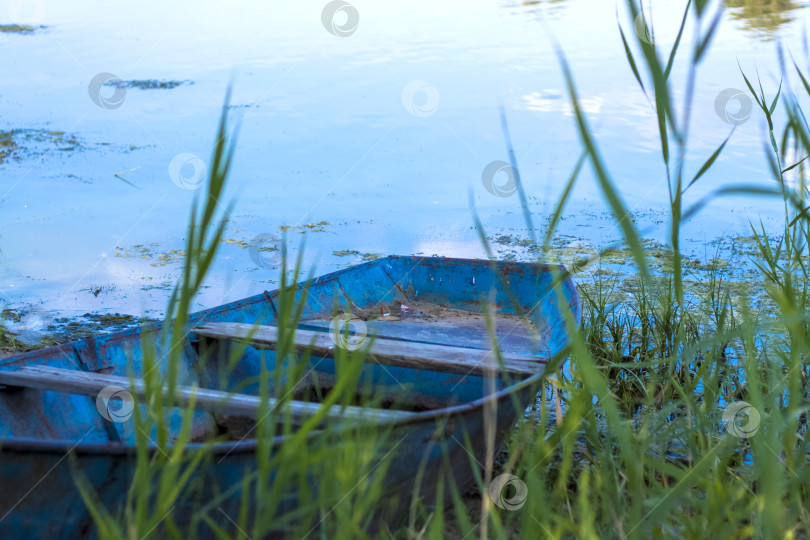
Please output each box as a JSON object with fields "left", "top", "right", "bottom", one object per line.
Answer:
{"left": 436, "top": 1, "right": 810, "bottom": 538}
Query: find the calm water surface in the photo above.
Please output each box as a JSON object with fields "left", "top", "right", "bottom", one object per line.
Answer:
{"left": 0, "top": 0, "right": 807, "bottom": 320}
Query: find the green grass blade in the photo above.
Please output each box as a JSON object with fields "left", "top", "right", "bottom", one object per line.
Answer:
{"left": 686, "top": 130, "right": 733, "bottom": 190}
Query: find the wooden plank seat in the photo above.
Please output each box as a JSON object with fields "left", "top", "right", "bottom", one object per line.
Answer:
{"left": 193, "top": 322, "right": 545, "bottom": 378}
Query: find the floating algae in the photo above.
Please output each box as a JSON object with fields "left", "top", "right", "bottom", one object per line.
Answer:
{"left": 114, "top": 244, "right": 187, "bottom": 267}
{"left": 105, "top": 79, "right": 193, "bottom": 90}
{"left": 279, "top": 221, "right": 330, "bottom": 234}
{"left": 0, "top": 25, "right": 45, "bottom": 34}
{"left": 0, "top": 129, "right": 82, "bottom": 164}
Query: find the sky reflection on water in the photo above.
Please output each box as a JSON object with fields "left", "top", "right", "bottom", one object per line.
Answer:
{"left": 0, "top": 0, "right": 807, "bottom": 318}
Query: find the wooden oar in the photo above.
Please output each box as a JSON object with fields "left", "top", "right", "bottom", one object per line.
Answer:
{"left": 193, "top": 322, "right": 544, "bottom": 377}
{"left": 0, "top": 364, "right": 415, "bottom": 425}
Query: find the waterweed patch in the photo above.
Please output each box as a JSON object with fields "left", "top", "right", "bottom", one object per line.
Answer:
{"left": 105, "top": 79, "right": 193, "bottom": 90}
{"left": 0, "top": 24, "right": 45, "bottom": 34}
{"left": 0, "top": 129, "right": 82, "bottom": 164}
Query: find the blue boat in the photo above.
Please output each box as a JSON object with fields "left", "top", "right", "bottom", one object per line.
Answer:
{"left": 0, "top": 255, "right": 580, "bottom": 538}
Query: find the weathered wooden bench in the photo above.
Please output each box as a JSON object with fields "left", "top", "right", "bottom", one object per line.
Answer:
{"left": 193, "top": 322, "right": 543, "bottom": 378}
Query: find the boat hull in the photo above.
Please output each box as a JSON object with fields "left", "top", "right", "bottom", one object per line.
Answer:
{"left": 0, "top": 380, "right": 537, "bottom": 538}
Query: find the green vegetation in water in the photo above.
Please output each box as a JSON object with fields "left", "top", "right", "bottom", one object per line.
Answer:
{"left": 81, "top": 284, "right": 117, "bottom": 297}
{"left": 52, "top": 313, "right": 149, "bottom": 341}
{"left": 114, "top": 223, "right": 329, "bottom": 274}
{"left": 114, "top": 243, "right": 186, "bottom": 267}
{"left": 0, "top": 307, "right": 59, "bottom": 354}
{"left": 116, "top": 235, "right": 283, "bottom": 268}
{"left": 725, "top": 0, "right": 803, "bottom": 38}
{"left": 333, "top": 249, "right": 361, "bottom": 257}
{"left": 0, "top": 129, "right": 82, "bottom": 164}
{"left": 0, "top": 309, "right": 148, "bottom": 356}
{"left": 0, "top": 24, "right": 45, "bottom": 34}
{"left": 333, "top": 249, "right": 384, "bottom": 262}
{"left": 139, "top": 281, "right": 174, "bottom": 291}
{"left": 221, "top": 238, "right": 277, "bottom": 255}
{"left": 0, "top": 131, "right": 16, "bottom": 163}
{"left": 279, "top": 220, "right": 330, "bottom": 233}
{"left": 105, "top": 79, "right": 193, "bottom": 90}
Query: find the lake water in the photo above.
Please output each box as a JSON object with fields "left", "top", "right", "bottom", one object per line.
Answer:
{"left": 0, "top": 0, "right": 807, "bottom": 322}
